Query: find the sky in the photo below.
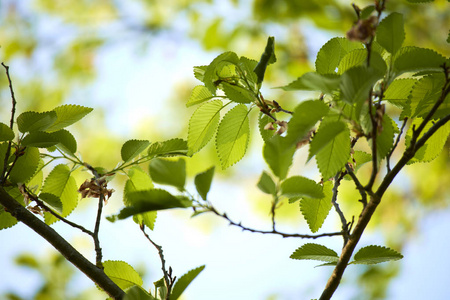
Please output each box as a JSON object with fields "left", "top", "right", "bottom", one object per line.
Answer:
{"left": 1, "top": 1, "right": 450, "bottom": 300}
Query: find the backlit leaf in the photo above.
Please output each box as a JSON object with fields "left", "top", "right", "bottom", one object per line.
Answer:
{"left": 147, "top": 138, "right": 188, "bottom": 158}
{"left": 340, "top": 66, "right": 383, "bottom": 104}
{"left": 258, "top": 112, "right": 277, "bottom": 142}
{"left": 171, "top": 265, "right": 205, "bottom": 300}
{"left": 0, "top": 123, "right": 14, "bottom": 141}
{"left": 376, "top": 12, "right": 404, "bottom": 55}
{"left": 9, "top": 147, "right": 40, "bottom": 184}
{"left": 308, "top": 121, "right": 346, "bottom": 161}
{"left": 315, "top": 37, "right": 364, "bottom": 75}
{"left": 290, "top": 243, "right": 339, "bottom": 263}
{"left": 103, "top": 260, "right": 143, "bottom": 290}
{"left": 280, "top": 72, "right": 340, "bottom": 95}
{"left": 254, "top": 36, "right": 276, "bottom": 84}
{"left": 281, "top": 176, "right": 324, "bottom": 199}
{"left": 203, "top": 52, "right": 239, "bottom": 94}
{"left": 187, "top": 100, "right": 223, "bottom": 156}
{"left": 194, "top": 166, "right": 215, "bottom": 200}
{"left": 257, "top": 171, "right": 277, "bottom": 195}
{"left": 21, "top": 131, "right": 59, "bottom": 148}
{"left": 45, "top": 105, "right": 93, "bottom": 132}
{"left": 17, "top": 111, "right": 57, "bottom": 133}
{"left": 39, "top": 192, "right": 63, "bottom": 213}
{"left": 222, "top": 83, "right": 255, "bottom": 104}
{"left": 216, "top": 104, "right": 250, "bottom": 169}
{"left": 383, "top": 79, "right": 417, "bottom": 109}
{"left": 338, "top": 49, "right": 386, "bottom": 75}
{"left": 394, "top": 47, "right": 446, "bottom": 75}
{"left": 52, "top": 129, "right": 77, "bottom": 156}
{"left": 376, "top": 115, "right": 396, "bottom": 161}
{"left": 263, "top": 135, "right": 296, "bottom": 180}
{"left": 187, "top": 85, "right": 215, "bottom": 107}
{"left": 350, "top": 245, "right": 403, "bottom": 265}
{"left": 300, "top": 181, "right": 333, "bottom": 233}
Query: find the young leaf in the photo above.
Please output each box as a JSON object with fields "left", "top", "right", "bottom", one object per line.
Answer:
{"left": 147, "top": 138, "right": 188, "bottom": 158}
{"left": 308, "top": 121, "right": 346, "bottom": 161}
{"left": 315, "top": 37, "right": 364, "bottom": 75}
{"left": 17, "top": 111, "right": 57, "bottom": 133}
{"left": 170, "top": 265, "right": 205, "bottom": 300}
{"left": 338, "top": 49, "right": 386, "bottom": 75}
{"left": 279, "top": 72, "right": 340, "bottom": 95}
{"left": 117, "top": 189, "right": 191, "bottom": 219}
{"left": 406, "top": 118, "right": 450, "bottom": 164}
{"left": 263, "top": 135, "right": 296, "bottom": 180}
{"left": 0, "top": 123, "right": 14, "bottom": 141}
{"left": 290, "top": 243, "right": 339, "bottom": 263}
{"left": 203, "top": 52, "right": 240, "bottom": 94}
{"left": 103, "top": 260, "right": 143, "bottom": 290}
{"left": 8, "top": 147, "right": 40, "bottom": 184}
{"left": 187, "top": 100, "right": 223, "bottom": 156}
{"left": 285, "top": 100, "right": 330, "bottom": 147}
{"left": 222, "top": 83, "right": 255, "bottom": 104}
{"left": 216, "top": 104, "right": 250, "bottom": 169}
{"left": 21, "top": 131, "right": 59, "bottom": 148}
{"left": 376, "top": 12, "right": 405, "bottom": 55}
{"left": 383, "top": 78, "right": 417, "bottom": 109}
{"left": 194, "top": 166, "right": 215, "bottom": 200}
{"left": 124, "top": 166, "right": 156, "bottom": 230}
{"left": 193, "top": 65, "right": 207, "bottom": 82}
{"left": 340, "top": 66, "right": 383, "bottom": 105}
{"left": 45, "top": 105, "right": 93, "bottom": 132}
{"left": 257, "top": 171, "right": 277, "bottom": 195}
{"left": 394, "top": 47, "right": 446, "bottom": 75}
{"left": 350, "top": 245, "right": 403, "bottom": 265}
{"left": 187, "top": 85, "right": 215, "bottom": 107}
{"left": 300, "top": 181, "right": 333, "bottom": 233}
{"left": 41, "top": 164, "right": 78, "bottom": 225}
{"left": 124, "top": 286, "right": 156, "bottom": 300}
{"left": 254, "top": 36, "right": 276, "bottom": 85}
{"left": 149, "top": 158, "right": 186, "bottom": 191}
{"left": 121, "top": 139, "right": 150, "bottom": 163}
{"left": 313, "top": 121, "right": 351, "bottom": 180}
{"left": 281, "top": 176, "right": 324, "bottom": 199}
{"left": 258, "top": 112, "right": 277, "bottom": 142}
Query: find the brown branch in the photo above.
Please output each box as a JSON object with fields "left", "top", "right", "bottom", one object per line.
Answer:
{"left": 1, "top": 63, "right": 17, "bottom": 184}
{"left": 208, "top": 205, "right": 345, "bottom": 239}
{"left": 0, "top": 187, "right": 124, "bottom": 299}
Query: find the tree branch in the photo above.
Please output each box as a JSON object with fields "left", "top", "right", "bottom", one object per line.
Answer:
{"left": 332, "top": 172, "right": 349, "bottom": 246}
{"left": 0, "top": 187, "right": 124, "bottom": 299}
{"left": 345, "top": 164, "right": 367, "bottom": 208}
{"left": 386, "top": 117, "right": 408, "bottom": 173}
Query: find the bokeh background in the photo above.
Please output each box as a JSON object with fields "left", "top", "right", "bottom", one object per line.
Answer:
{"left": 1, "top": 0, "right": 449, "bottom": 299}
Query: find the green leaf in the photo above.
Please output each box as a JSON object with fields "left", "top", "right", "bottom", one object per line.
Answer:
{"left": 238, "top": 56, "right": 258, "bottom": 87}
{"left": 360, "top": 5, "right": 375, "bottom": 19}
{"left": 39, "top": 192, "right": 63, "bottom": 213}
{"left": 383, "top": 78, "right": 417, "bottom": 109}
{"left": 51, "top": 129, "right": 77, "bottom": 155}
{"left": 315, "top": 37, "right": 364, "bottom": 75}
{"left": 215, "top": 104, "right": 250, "bottom": 169}
{"left": 193, "top": 65, "right": 207, "bottom": 82}
{"left": 254, "top": 36, "right": 276, "bottom": 85}
{"left": 124, "top": 286, "right": 156, "bottom": 300}
{"left": 394, "top": 47, "right": 446, "bottom": 75}
{"left": 300, "top": 181, "right": 333, "bottom": 233}
{"left": 402, "top": 74, "right": 450, "bottom": 119}
{"left": 406, "top": 0, "right": 434, "bottom": 3}
{"left": 222, "top": 83, "right": 255, "bottom": 104}
{"left": 147, "top": 138, "right": 188, "bottom": 158}
{"left": 103, "top": 260, "right": 143, "bottom": 290}
{"left": 21, "top": 131, "right": 59, "bottom": 148}
{"left": 406, "top": 118, "right": 450, "bottom": 164}
{"left": 376, "top": 13, "right": 404, "bottom": 55}
{"left": 121, "top": 139, "right": 150, "bottom": 163}
{"left": 187, "top": 100, "right": 223, "bottom": 156}
{"left": 258, "top": 112, "right": 277, "bottom": 142}
{"left": 0, "top": 208, "right": 18, "bottom": 230}
{"left": 0, "top": 123, "right": 14, "bottom": 141}
{"left": 41, "top": 164, "right": 78, "bottom": 225}
{"left": 346, "top": 151, "right": 372, "bottom": 177}
{"left": 350, "top": 245, "right": 403, "bottom": 265}
{"left": 376, "top": 115, "right": 396, "bottom": 161}
{"left": 257, "top": 171, "right": 277, "bottom": 195}
{"left": 204, "top": 52, "right": 240, "bottom": 94}
{"left": 263, "top": 135, "right": 296, "bottom": 180}
{"left": 340, "top": 66, "right": 383, "bottom": 105}
{"left": 285, "top": 100, "right": 330, "bottom": 147}
{"left": 338, "top": 49, "right": 386, "bottom": 75}
{"left": 281, "top": 176, "right": 324, "bottom": 199}
{"left": 313, "top": 121, "right": 351, "bottom": 180}
{"left": 280, "top": 72, "right": 340, "bottom": 95}
{"left": 308, "top": 121, "right": 346, "bottom": 161}
{"left": 194, "top": 166, "right": 215, "bottom": 200}
{"left": 117, "top": 189, "right": 191, "bottom": 219}
{"left": 124, "top": 166, "right": 156, "bottom": 230}
{"left": 290, "top": 243, "right": 339, "bottom": 263}
{"left": 45, "top": 104, "right": 93, "bottom": 132}
{"left": 8, "top": 147, "right": 40, "bottom": 184}
{"left": 187, "top": 85, "right": 215, "bottom": 107}
{"left": 0, "top": 143, "right": 7, "bottom": 176}
{"left": 17, "top": 111, "right": 57, "bottom": 133}
{"left": 149, "top": 158, "right": 186, "bottom": 191}
{"left": 170, "top": 265, "right": 205, "bottom": 300}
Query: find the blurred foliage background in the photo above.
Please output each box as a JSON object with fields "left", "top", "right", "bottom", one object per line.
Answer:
{"left": 0, "top": 0, "right": 449, "bottom": 299}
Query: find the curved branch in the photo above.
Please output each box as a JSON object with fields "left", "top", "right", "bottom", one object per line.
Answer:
{"left": 0, "top": 187, "right": 125, "bottom": 299}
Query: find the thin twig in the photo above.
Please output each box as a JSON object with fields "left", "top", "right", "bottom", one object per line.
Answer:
{"left": 140, "top": 225, "right": 175, "bottom": 299}
{"left": 208, "top": 205, "right": 344, "bottom": 239}
{"left": 1, "top": 63, "right": 17, "bottom": 184}
{"left": 331, "top": 172, "right": 349, "bottom": 246}
{"left": 386, "top": 118, "right": 408, "bottom": 172}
